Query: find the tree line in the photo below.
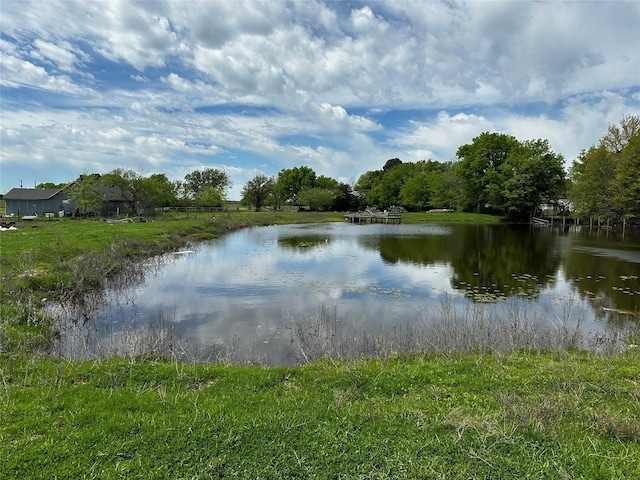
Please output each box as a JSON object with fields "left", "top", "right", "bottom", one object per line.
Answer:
{"left": 353, "top": 115, "right": 638, "bottom": 221}
{"left": 48, "top": 114, "right": 638, "bottom": 221}
{"left": 569, "top": 114, "right": 640, "bottom": 223}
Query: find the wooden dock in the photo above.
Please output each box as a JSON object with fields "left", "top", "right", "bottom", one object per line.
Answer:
{"left": 345, "top": 209, "right": 402, "bottom": 224}
{"left": 531, "top": 216, "right": 550, "bottom": 226}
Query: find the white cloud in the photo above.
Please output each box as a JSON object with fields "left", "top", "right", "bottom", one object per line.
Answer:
{"left": 391, "top": 112, "right": 495, "bottom": 161}
{"left": 0, "top": 51, "right": 89, "bottom": 95}
{"left": 32, "top": 39, "right": 82, "bottom": 73}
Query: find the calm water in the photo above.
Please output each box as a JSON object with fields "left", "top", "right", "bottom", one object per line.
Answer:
{"left": 56, "top": 223, "right": 640, "bottom": 364}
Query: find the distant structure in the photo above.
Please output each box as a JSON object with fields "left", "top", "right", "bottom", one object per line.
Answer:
{"left": 345, "top": 206, "right": 403, "bottom": 224}
{"left": 3, "top": 187, "right": 72, "bottom": 217}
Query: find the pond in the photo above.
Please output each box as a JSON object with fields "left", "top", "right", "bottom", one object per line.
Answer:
{"left": 54, "top": 223, "right": 640, "bottom": 365}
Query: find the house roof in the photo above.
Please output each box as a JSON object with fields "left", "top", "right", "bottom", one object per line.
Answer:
{"left": 3, "top": 188, "right": 66, "bottom": 201}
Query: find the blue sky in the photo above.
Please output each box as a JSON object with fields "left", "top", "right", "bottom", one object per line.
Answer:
{"left": 1, "top": 0, "right": 639, "bottom": 200}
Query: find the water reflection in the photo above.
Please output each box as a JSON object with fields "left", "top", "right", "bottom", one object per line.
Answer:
{"left": 54, "top": 223, "right": 640, "bottom": 364}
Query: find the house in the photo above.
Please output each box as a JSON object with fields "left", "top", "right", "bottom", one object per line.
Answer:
{"left": 539, "top": 199, "right": 573, "bottom": 216}
{"left": 3, "top": 187, "right": 74, "bottom": 217}
{"left": 3, "top": 181, "right": 138, "bottom": 218}
{"left": 94, "top": 185, "right": 134, "bottom": 216}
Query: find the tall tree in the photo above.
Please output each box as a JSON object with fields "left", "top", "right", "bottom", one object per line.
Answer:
{"left": 569, "top": 145, "right": 617, "bottom": 220}
{"left": 382, "top": 158, "right": 402, "bottom": 172}
{"left": 276, "top": 166, "right": 316, "bottom": 205}
{"left": 613, "top": 132, "right": 640, "bottom": 219}
{"left": 241, "top": 175, "right": 276, "bottom": 211}
{"left": 369, "top": 162, "right": 418, "bottom": 207}
{"left": 184, "top": 168, "right": 231, "bottom": 197}
{"left": 296, "top": 175, "right": 351, "bottom": 211}
{"left": 499, "top": 140, "right": 566, "bottom": 218}
{"left": 354, "top": 169, "right": 383, "bottom": 205}
{"left": 334, "top": 182, "right": 359, "bottom": 211}
{"left": 197, "top": 186, "right": 224, "bottom": 211}
{"left": 399, "top": 172, "right": 432, "bottom": 210}
{"left": 455, "top": 132, "right": 519, "bottom": 212}
{"left": 297, "top": 188, "right": 335, "bottom": 211}
{"left": 173, "top": 180, "right": 192, "bottom": 218}
{"left": 428, "top": 162, "right": 462, "bottom": 210}
{"left": 569, "top": 115, "right": 640, "bottom": 221}
{"left": 399, "top": 160, "right": 449, "bottom": 211}
{"left": 136, "top": 174, "right": 177, "bottom": 215}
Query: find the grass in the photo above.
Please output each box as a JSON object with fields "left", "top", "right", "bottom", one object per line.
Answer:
{"left": 1, "top": 350, "right": 639, "bottom": 478}
{"left": 403, "top": 211, "right": 503, "bottom": 224}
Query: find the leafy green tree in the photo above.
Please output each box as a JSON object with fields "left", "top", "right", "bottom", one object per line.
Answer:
{"left": 499, "top": 140, "right": 566, "bottom": 219}
{"left": 276, "top": 166, "right": 316, "bottom": 205}
{"left": 456, "top": 133, "right": 566, "bottom": 217}
{"left": 136, "top": 174, "right": 177, "bottom": 215}
{"left": 399, "top": 172, "right": 432, "bottom": 210}
{"left": 35, "top": 182, "right": 67, "bottom": 189}
{"left": 569, "top": 145, "right": 617, "bottom": 220}
{"left": 429, "top": 162, "right": 462, "bottom": 209}
{"left": 101, "top": 168, "right": 141, "bottom": 213}
{"left": 613, "top": 132, "right": 640, "bottom": 219}
{"left": 297, "top": 188, "right": 335, "bottom": 211}
{"left": 369, "top": 162, "right": 418, "bottom": 207}
{"left": 354, "top": 170, "right": 383, "bottom": 205}
{"left": 314, "top": 175, "right": 340, "bottom": 190}
{"left": 197, "top": 186, "right": 224, "bottom": 210}
{"left": 184, "top": 168, "right": 231, "bottom": 198}
{"left": 382, "top": 158, "right": 402, "bottom": 172}
{"left": 455, "top": 132, "right": 519, "bottom": 212}
{"left": 398, "top": 160, "right": 449, "bottom": 211}
{"left": 356, "top": 159, "right": 461, "bottom": 210}
{"left": 241, "top": 175, "right": 276, "bottom": 211}
{"left": 570, "top": 115, "right": 640, "bottom": 221}
{"left": 68, "top": 173, "right": 104, "bottom": 214}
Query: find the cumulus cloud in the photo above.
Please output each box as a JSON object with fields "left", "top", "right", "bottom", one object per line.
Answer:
{"left": 1, "top": 0, "right": 639, "bottom": 196}
{"left": 391, "top": 112, "right": 495, "bottom": 161}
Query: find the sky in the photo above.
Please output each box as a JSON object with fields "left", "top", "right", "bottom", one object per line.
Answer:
{"left": 1, "top": 1, "right": 639, "bottom": 200}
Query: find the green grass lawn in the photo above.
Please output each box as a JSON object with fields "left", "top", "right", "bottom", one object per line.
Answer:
{"left": 403, "top": 211, "right": 503, "bottom": 224}
{"left": 1, "top": 350, "right": 638, "bottom": 479}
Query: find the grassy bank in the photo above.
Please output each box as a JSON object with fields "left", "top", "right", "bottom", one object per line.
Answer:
{"left": 2, "top": 350, "right": 639, "bottom": 478}
{"left": 403, "top": 211, "right": 503, "bottom": 224}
